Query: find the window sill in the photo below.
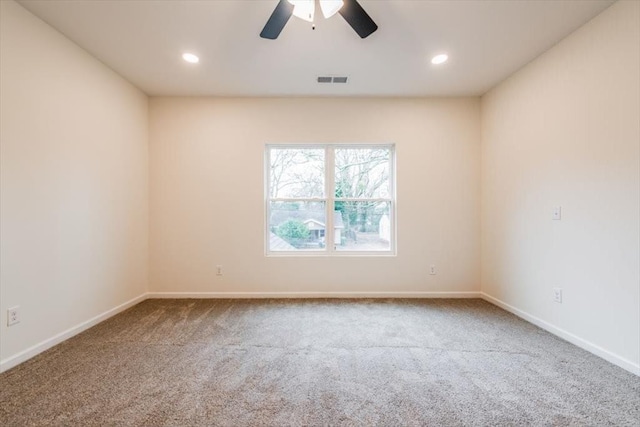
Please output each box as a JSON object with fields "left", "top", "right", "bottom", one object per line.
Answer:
{"left": 265, "top": 252, "right": 397, "bottom": 258}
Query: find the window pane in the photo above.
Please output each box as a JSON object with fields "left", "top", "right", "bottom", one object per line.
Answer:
{"left": 335, "top": 201, "right": 391, "bottom": 251}
{"left": 335, "top": 148, "right": 390, "bottom": 199}
{"left": 269, "top": 201, "right": 326, "bottom": 251}
{"left": 269, "top": 148, "right": 324, "bottom": 199}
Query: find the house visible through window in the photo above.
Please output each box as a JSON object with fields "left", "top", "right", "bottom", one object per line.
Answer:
{"left": 266, "top": 144, "right": 395, "bottom": 255}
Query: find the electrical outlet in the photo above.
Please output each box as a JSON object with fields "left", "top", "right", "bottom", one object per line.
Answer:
{"left": 429, "top": 265, "right": 436, "bottom": 275}
{"left": 552, "top": 206, "right": 562, "bottom": 220}
{"left": 7, "top": 306, "right": 20, "bottom": 326}
{"left": 553, "top": 288, "right": 563, "bottom": 304}
{"left": 216, "top": 265, "right": 223, "bottom": 276}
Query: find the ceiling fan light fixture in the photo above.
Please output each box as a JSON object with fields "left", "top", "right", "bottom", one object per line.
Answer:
{"left": 261, "top": 0, "right": 377, "bottom": 40}
{"left": 287, "top": 0, "right": 343, "bottom": 22}
{"left": 320, "top": 0, "right": 344, "bottom": 18}
{"left": 288, "top": 0, "right": 315, "bottom": 22}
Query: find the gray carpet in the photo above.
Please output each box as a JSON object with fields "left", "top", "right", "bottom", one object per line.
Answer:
{"left": 0, "top": 299, "right": 638, "bottom": 426}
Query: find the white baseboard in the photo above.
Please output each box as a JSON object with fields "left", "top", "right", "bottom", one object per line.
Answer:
{"left": 147, "top": 291, "right": 482, "bottom": 299}
{"left": 481, "top": 292, "right": 640, "bottom": 376}
{"left": 0, "top": 293, "right": 147, "bottom": 374}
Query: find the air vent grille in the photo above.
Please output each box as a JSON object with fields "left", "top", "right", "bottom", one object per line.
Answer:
{"left": 317, "top": 76, "right": 349, "bottom": 84}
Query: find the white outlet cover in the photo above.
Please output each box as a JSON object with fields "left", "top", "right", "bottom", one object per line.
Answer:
{"left": 7, "top": 306, "right": 20, "bottom": 326}
{"left": 552, "top": 206, "right": 562, "bottom": 220}
{"left": 553, "top": 288, "right": 563, "bottom": 303}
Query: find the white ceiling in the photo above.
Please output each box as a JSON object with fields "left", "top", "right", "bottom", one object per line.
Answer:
{"left": 18, "top": 0, "right": 614, "bottom": 97}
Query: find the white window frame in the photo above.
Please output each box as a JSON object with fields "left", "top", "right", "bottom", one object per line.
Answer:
{"left": 265, "top": 143, "right": 396, "bottom": 256}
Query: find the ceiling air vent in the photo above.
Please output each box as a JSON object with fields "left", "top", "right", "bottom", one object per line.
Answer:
{"left": 317, "top": 76, "right": 349, "bottom": 84}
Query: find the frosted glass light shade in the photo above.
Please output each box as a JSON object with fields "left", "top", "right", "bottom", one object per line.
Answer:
{"left": 288, "top": 0, "right": 315, "bottom": 22}
{"left": 320, "top": 0, "right": 344, "bottom": 18}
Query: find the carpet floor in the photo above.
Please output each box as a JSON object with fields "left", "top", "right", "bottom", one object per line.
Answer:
{"left": 0, "top": 299, "right": 638, "bottom": 426}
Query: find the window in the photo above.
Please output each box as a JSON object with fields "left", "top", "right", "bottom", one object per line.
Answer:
{"left": 266, "top": 144, "right": 395, "bottom": 255}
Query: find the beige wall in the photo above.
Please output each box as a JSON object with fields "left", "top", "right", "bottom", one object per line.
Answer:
{"left": 481, "top": 0, "right": 639, "bottom": 370}
{"left": 0, "top": 1, "right": 149, "bottom": 364}
{"left": 149, "top": 97, "right": 480, "bottom": 295}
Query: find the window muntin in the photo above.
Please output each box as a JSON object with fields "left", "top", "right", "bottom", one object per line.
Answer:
{"left": 266, "top": 144, "right": 395, "bottom": 255}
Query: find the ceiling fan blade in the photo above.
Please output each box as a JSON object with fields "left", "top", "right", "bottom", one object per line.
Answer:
{"left": 339, "top": 0, "right": 378, "bottom": 39}
{"left": 260, "top": 0, "right": 295, "bottom": 39}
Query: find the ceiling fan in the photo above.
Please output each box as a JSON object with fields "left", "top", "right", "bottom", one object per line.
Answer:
{"left": 260, "top": 0, "right": 378, "bottom": 40}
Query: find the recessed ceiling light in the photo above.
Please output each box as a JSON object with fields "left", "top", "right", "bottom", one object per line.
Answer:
{"left": 431, "top": 54, "right": 448, "bottom": 65}
{"left": 182, "top": 53, "right": 200, "bottom": 64}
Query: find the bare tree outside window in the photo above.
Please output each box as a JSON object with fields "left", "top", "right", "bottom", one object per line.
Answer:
{"left": 266, "top": 145, "right": 395, "bottom": 254}
{"left": 269, "top": 148, "right": 324, "bottom": 199}
{"left": 334, "top": 148, "right": 391, "bottom": 251}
